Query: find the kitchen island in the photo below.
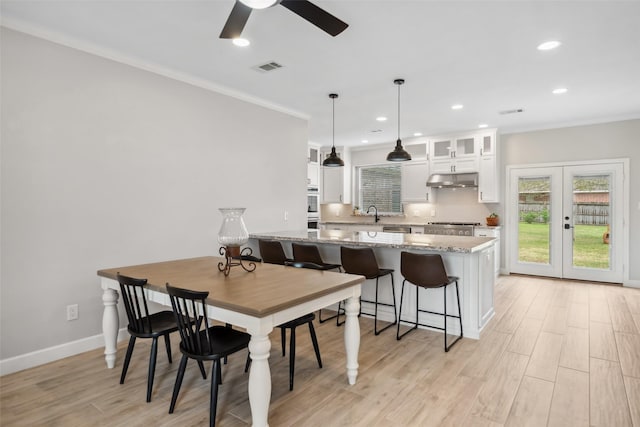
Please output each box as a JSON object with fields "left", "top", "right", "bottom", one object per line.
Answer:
{"left": 248, "top": 230, "right": 496, "bottom": 339}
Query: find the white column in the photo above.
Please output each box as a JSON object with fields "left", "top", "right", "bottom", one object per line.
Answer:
{"left": 344, "top": 295, "right": 360, "bottom": 385}
{"left": 248, "top": 331, "right": 272, "bottom": 427}
{"left": 101, "top": 283, "right": 119, "bottom": 369}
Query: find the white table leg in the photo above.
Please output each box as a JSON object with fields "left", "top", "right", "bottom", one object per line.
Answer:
{"left": 248, "top": 332, "right": 272, "bottom": 427}
{"left": 344, "top": 295, "right": 360, "bottom": 385}
{"left": 102, "top": 286, "right": 119, "bottom": 369}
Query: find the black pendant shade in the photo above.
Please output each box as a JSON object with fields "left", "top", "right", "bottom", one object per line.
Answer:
{"left": 387, "top": 139, "right": 412, "bottom": 161}
{"left": 386, "top": 79, "right": 411, "bottom": 162}
{"left": 323, "top": 93, "right": 345, "bottom": 167}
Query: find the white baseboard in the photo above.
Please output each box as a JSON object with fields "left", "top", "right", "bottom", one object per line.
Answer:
{"left": 623, "top": 279, "right": 640, "bottom": 288}
{"left": 0, "top": 328, "right": 129, "bottom": 376}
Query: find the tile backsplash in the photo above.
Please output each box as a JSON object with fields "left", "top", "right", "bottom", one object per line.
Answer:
{"left": 321, "top": 188, "right": 501, "bottom": 224}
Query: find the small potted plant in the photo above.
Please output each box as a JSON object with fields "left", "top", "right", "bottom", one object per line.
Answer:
{"left": 486, "top": 213, "right": 499, "bottom": 226}
{"left": 353, "top": 206, "right": 360, "bottom": 215}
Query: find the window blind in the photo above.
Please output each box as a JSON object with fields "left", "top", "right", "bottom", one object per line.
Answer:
{"left": 359, "top": 165, "right": 402, "bottom": 213}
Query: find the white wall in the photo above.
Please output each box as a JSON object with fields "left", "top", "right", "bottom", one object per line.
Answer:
{"left": 0, "top": 28, "right": 308, "bottom": 363}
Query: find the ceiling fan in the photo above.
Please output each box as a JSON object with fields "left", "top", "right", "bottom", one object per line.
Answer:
{"left": 220, "top": 0, "right": 349, "bottom": 39}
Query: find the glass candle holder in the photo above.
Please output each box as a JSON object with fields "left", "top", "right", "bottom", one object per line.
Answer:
{"left": 218, "top": 208, "right": 249, "bottom": 257}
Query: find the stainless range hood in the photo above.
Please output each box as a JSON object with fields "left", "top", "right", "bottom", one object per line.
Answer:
{"left": 426, "top": 172, "right": 478, "bottom": 188}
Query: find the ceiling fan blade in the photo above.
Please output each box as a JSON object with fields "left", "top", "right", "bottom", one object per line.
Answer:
{"left": 279, "top": 0, "right": 348, "bottom": 37}
{"left": 220, "top": 1, "right": 253, "bottom": 39}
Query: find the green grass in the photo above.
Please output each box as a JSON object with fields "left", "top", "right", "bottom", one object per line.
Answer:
{"left": 518, "top": 223, "right": 610, "bottom": 268}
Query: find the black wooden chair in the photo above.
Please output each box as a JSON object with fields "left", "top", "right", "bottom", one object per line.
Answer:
{"left": 117, "top": 273, "right": 179, "bottom": 402}
{"left": 244, "top": 260, "right": 323, "bottom": 391}
{"left": 396, "top": 252, "right": 463, "bottom": 352}
{"left": 291, "top": 242, "right": 343, "bottom": 323}
{"left": 166, "top": 284, "right": 251, "bottom": 427}
{"left": 340, "top": 246, "right": 397, "bottom": 335}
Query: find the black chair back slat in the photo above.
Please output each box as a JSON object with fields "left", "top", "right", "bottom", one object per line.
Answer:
{"left": 116, "top": 273, "right": 179, "bottom": 402}
{"left": 167, "top": 284, "right": 214, "bottom": 355}
{"left": 118, "top": 273, "right": 154, "bottom": 333}
{"left": 165, "top": 283, "right": 251, "bottom": 426}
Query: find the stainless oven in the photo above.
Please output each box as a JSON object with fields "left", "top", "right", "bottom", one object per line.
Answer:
{"left": 307, "top": 215, "right": 319, "bottom": 230}
{"left": 307, "top": 188, "right": 319, "bottom": 215}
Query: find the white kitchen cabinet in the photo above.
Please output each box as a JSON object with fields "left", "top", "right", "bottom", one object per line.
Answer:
{"left": 477, "top": 130, "right": 499, "bottom": 203}
{"left": 401, "top": 161, "right": 435, "bottom": 203}
{"left": 429, "top": 135, "right": 478, "bottom": 173}
{"left": 320, "top": 146, "right": 350, "bottom": 203}
{"left": 307, "top": 162, "right": 319, "bottom": 187}
{"left": 479, "top": 132, "right": 496, "bottom": 157}
{"left": 475, "top": 227, "right": 500, "bottom": 277}
{"left": 308, "top": 145, "right": 320, "bottom": 163}
{"left": 307, "top": 144, "right": 320, "bottom": 187}
{"left": 321, "top": 166, "right": 344, "bottom": 203}
{"left": 431, "top": 157, "right": 479, "bottom": 174}
{"left": 478, "top": 155, "right": 498, "bottom": 202}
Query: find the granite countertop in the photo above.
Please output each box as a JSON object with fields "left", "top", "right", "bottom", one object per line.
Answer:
{"left": 321, "top": 220, "right": 501, "bottom": 230}
{"left": 249, "top": 230, "right": 495, "bottom": 253}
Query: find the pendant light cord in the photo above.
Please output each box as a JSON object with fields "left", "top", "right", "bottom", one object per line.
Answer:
{"left": 332, "top": 96, "right": 336, "bottom": 149}
{"left": 397, "top": 83, "right": 401, "bottom": 141}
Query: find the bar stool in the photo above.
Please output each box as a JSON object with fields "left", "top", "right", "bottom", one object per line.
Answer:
{"left": 292, "top": 242, "right": 343, "bottom": 324}
{"left": 340, "top": 246, "right": 397, "bottom": 335}
{"left": 258, "top": 239, "right": 292, "bottom": 265}
{"left": 396, "top": 251, "right": 463, "bottom": 352}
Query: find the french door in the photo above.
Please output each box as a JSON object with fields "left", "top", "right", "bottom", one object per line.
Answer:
{"left": 508, "top": 162, "right": 625, "bottom": 283}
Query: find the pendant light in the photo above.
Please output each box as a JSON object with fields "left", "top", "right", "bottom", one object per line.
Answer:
{"left": 386, "top": 78, "right": 412, "bottom": 162}
{"left": 323, "top": 93, "right": 345, "bottom": 167}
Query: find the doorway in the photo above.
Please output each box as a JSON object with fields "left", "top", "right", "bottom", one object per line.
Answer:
{"left": 507, "top": 161, "right": 626, "bottom": 283}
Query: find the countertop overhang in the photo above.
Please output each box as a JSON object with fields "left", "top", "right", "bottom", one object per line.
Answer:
{"left": 250, "top": 229, "right": 495, "bottom": 253}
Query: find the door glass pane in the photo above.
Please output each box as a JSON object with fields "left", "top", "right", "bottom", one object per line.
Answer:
{"left": 518, "top": 177, "right": 551, "bottom": 264}
{"left": 572, "top": 174, "right": 611, "bottom": 269}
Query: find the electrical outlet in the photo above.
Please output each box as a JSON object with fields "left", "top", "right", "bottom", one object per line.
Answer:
{"left": 284, "top": 210, "right": 289, "bottom": 221}
{"left": 67, "top": 304, "right": 78, "bottom": 321}
{"left": 430, "top": 209, "right": 436, "bottom": 217}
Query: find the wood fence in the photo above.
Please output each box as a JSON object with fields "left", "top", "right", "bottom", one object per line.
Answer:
{"left": 519, "top": 203, "right": 609, "bottom": 225}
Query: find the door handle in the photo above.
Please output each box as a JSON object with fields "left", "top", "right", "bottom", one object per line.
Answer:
{"left": 564, "top": 224, "right": 573, "bottom": 229}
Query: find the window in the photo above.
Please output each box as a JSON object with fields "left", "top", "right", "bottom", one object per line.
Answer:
{"left": 358, "top": 165, "right": 402, "bottom": 213}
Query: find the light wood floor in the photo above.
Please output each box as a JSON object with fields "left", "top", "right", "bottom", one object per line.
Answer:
{"left": 2, "top": 275, "right": 640, "bottom": 426}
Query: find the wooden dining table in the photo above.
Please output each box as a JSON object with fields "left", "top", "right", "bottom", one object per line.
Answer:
{"left": 97, "top": 256, "right": 363, "bottom": 427}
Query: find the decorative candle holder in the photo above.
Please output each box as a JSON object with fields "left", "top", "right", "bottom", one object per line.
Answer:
{"left": 217, "top": 208, "right": 256, "bottom": 276}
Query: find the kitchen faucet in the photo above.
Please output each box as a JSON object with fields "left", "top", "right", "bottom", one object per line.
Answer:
{"left": 367, "top": 205, "right": 379, "bottom": 223}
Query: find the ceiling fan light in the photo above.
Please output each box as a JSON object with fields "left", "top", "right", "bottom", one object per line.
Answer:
{"left": 239, "top": 0, "right": 277, "bottom": 9}
{"left": 232, "top": 38, "right": 250, "bottom": 47}
{"left": 387, "top": 139, "right": 412, "bottom": 162}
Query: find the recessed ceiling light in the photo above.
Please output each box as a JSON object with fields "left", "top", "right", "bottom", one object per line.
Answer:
{"left": 232, "top": 38, "right": 250, "bottom": 47}
{"left": 552, "top": 87, "right": 568, "bottom": 94}
{"left": 451, "top": 104, "right": 464, "bottom": 110}
{"left": 361, "top": 139, "right": 369, "bottom": 143}
{"left": 413, "top": 132, "right": 423, "bottom": 137}
{"left": 537, "top": 40, "right": 561, "bottom": 51}
{"left": 478, "top": 124, "right": 488, "bottom": 129}
{"left": 376, "top": 116, "right": 387, "bottom": 122}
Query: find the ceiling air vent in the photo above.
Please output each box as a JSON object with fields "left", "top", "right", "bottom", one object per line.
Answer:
{"left": 253, "top": 61, "right": 283, "bottom": 73}
{"left": 499, "top": 108, "right": 524, "bottom": 115}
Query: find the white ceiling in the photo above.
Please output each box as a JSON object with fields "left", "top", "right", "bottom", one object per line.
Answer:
{"left": 2, "top": 1, "right": 640, "bottom": 149}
